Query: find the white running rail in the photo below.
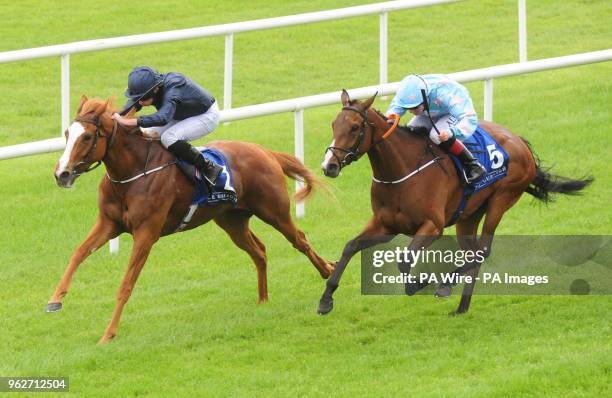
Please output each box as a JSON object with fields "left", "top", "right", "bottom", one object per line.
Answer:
{"left": 3, "top": 49, "right": 609, "bottom": 162}
{"left": 0, "top": 0, "right": 458, "bottom": 134}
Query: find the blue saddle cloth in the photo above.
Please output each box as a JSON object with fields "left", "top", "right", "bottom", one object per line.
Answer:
{"left": 179, "top": 147, "right": 237, "bottom": 207}
{"left": 447, "top": 126, "right": 509, "bottom": 225}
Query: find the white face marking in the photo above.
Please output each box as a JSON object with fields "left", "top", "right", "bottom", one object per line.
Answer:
{"left": 321, "top": 139, "right": 336, "bottom": 169}
{"left": 56, "top": 122, "right": 86, "bottom": 175}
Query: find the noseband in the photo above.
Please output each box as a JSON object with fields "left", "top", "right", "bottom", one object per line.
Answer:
{"left": 72, "top": 116, "right": 118, "bottom": 176}
{"left": 325, "top": 106, "right": 371, "bottom": 169}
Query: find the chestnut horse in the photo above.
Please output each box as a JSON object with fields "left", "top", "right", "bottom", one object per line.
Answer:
{"left": 50, "top": 96, "right": 333, "bottom": 344}
{"left": 318, "top": 90, "right": 592, "bottom": 315}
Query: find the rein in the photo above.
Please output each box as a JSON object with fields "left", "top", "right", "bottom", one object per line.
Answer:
{"left": 106, "top": 138, "right": 177, "bottom": 184}
{"left": 372, "top": 156, "right": 444, "bottom": 184}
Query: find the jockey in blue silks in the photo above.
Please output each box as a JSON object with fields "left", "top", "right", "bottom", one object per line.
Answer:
{"left": 386, "top": 74, "right": 486, "bottom": 183}
{"left": 112, "top": 66, "right": 223, "bottom": 187}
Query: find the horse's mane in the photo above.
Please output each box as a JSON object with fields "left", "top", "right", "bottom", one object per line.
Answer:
{"left": 80, "top": 96, "right": 144, "bottom": 136}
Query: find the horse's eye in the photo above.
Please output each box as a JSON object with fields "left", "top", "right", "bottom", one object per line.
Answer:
{"left": 83, "top": 134, "right": 93, "bottom": 142}
{"left": 351, "top": 124, "right": 359, "bottom": 132}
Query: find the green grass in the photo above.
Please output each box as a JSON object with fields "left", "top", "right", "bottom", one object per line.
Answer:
{"left": 0, "top": 0, "right": 611, "bottom": 397}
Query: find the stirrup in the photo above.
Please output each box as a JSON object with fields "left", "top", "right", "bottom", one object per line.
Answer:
{"left": 200, "top": 162, "right": 223, "bottom": 187}
{"left": 465, "top": 163, "right": 486, "bottom": 183}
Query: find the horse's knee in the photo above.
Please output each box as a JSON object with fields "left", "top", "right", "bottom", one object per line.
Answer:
{"left": 117, "top": 288, "right": 132, "bottom": 303}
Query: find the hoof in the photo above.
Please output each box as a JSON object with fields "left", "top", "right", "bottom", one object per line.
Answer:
{"left": 448, "top": 310, "right": 460, "bottom": 317}
{"left": 46, "top": 302, "right": 62, "bottom": 312}
{"left": 321, "top": 261, "right": 336, "bottom": 279}
{"left": 405, "top": 282, "right": 427, "bottom": 296}
{"left": 435, "top": 284, "right": 452, "bottom": 298}
{"left": 448, "top": 309, "right": 467, "bottom": 317}
{"left": 317, "top": 299, "right": 334, "bottom": 315}
{"left": 98, "top": 334, "right": 116, "bottom": 345}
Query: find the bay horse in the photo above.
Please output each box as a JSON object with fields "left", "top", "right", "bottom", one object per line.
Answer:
{"left": 50, "top": 96, "right": 334, "bottom": 344}
{"left": 318, "top": 90, "right": 592, "bottom": 315}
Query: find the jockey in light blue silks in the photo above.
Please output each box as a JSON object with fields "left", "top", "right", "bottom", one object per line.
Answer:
{"left": 386, "top": 74, "right": 486, "bottom": 183}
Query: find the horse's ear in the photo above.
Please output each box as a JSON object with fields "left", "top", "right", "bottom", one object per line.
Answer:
{"left": 362, "top": 91, "right": 378, "bottom": 110}
{"left": 94, "top": 97, "right": 112, "bottom": 115}
{"left": 341, "top": 89, "right": 350, "bottom": 106}
{"left": 77, "top": 95, "right": 88, "bottom": 114}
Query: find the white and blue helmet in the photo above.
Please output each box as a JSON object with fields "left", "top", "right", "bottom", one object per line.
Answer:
{"left": 395, "top": 75, "right": 427, "bottom": 108}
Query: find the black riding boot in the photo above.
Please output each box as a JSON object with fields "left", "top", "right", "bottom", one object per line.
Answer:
{"left": 167, "top": 140, "right": 223, "bottom": 187}
{"left": 439, "top": 137, "right": 486, "bottom": 184}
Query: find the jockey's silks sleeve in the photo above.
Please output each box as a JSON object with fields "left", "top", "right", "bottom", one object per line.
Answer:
{"left": 137, "top": 95, "right": 179, "bottom": 127}
{"left": 135, "top": 72, "right": 216, "bottom": 128}
{"left": 432, "top": 79, "right": 478, "bottom": 141}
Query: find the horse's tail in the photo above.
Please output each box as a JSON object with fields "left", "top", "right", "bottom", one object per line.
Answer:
{"left": 521, "top": 137, "right": 594, "bottom": 203}
{"left": 269, "top": 151, "right": 331, "bottom": 202}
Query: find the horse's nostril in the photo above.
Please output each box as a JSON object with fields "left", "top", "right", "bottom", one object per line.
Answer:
{"left": 325, "top": 163, "right": 339, "bottom": 177}
{"left": 59, "top": 171, "right": 70, "bottom": 180}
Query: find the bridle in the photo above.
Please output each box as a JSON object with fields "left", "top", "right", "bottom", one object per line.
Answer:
{"left": 325, "top": 106, "right": 371, "bottom": 169}
{"left": 325, "top": 105, "right": 399, "bottom": 171}
{"left": 71, "top": 115, "right": 118, "bottom": 176}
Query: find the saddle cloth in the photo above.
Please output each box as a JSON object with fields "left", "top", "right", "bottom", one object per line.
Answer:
{"left": 451, "top": 125, "right": 509, "bottom": 191}
{"left": 447, "top": 126, "right": 509, "bottom": 225}
{"left": 178, "top": 147, "right": 237, "bottom": 207}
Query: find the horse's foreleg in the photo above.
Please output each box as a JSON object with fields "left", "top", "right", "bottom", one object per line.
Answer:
{"left": 214, "top": 211, "right": 269, "bottom": 303}
{"left": 98, "top": 226, "right": 159, "bottom": 344}
{"left": 46, "top": 215, "right": 120, "bottom": 312}
{"left": 318, "top": 220, "right": 394, "bottom": 315}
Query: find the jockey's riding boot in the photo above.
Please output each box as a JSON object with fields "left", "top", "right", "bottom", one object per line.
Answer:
{"left": 439, "top": 137, "right": 486, "bottom": 184}
{"left": 458, "top": 147, "right": 486, "bottom": 184}
{"left": 167, "top": 140, "right": 223, "bottom": 187}
{"left": 194, "top": 153, "right": 223, "bottom": 187}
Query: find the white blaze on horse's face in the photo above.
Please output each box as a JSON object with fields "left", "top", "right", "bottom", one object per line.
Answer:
{"left": 321, "top": 139, "right": 335, "bottom": 170}
{"left": 56, "top": 122, "right": 86, "bottom": 177}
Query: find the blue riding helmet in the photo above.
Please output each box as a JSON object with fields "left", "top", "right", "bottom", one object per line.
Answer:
{"left": 124, "top": 66, "right": 164, "bottom": 106}
{"left": 394, "top": 75, "right": 427, "bottom": 109}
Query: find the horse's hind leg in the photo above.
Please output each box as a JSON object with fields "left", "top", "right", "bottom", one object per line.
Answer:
{"left": 479, "top": 190, "right": 523, "bottom": 258}
{"left": 46, "top": 214, "right": 120, "bottom": 312}
{"left": 452, "top": 191, "right": 522, "bottom": 315}
{"left": 449, "top": 210, "right": 487, "bottom": 313}
{"left": 214, "top": 211, "right": 269, "bottom": 303}
{"left": 451, "top": 263, "right": 482, "bottom": 316}
{"left": 435, "top": 210, "right": 484, "bottom": 299}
